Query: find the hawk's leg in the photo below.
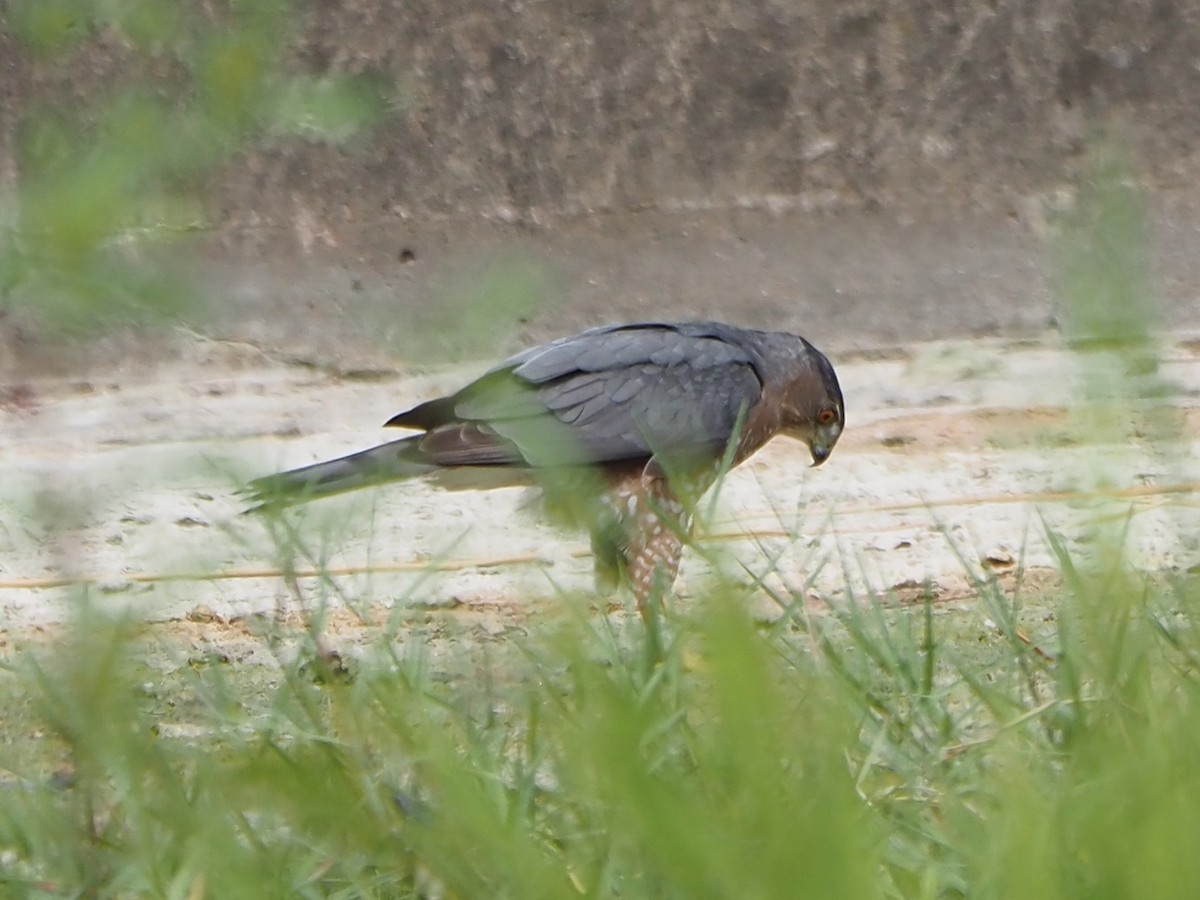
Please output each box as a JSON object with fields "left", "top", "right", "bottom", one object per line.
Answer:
{"left": 597, "top": 474, "right": 695, "bottom": 616}
{"left": 627, "top": 516, "right": 687, "bottom": 614}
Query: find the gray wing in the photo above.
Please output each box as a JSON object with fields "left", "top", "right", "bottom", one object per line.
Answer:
{"left": 390, "top": 324, "right": 765, "bottom": 467}
{"left": 503, "top": 322, "right": 753, "bottom": 382}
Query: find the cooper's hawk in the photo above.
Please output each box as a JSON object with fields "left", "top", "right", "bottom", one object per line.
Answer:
{"left": 247, "top": 321, "right": 844, "bottom": 610}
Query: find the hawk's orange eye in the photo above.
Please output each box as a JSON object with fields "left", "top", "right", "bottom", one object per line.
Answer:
{"left": 817, "top": 408, "right": 837, "bottom": 425}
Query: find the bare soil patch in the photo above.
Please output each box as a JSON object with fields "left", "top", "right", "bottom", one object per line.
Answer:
{"left": 2, "top": 330, "right": 1196, "bottom": 656}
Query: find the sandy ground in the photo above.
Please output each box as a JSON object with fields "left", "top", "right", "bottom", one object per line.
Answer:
{"left": 2, "top": 329, "right": 1198, "bottom": 650}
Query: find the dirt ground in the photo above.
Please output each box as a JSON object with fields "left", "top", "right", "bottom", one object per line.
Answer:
{"left": 2, "top": 314, "right": 1197, "bottom": 656}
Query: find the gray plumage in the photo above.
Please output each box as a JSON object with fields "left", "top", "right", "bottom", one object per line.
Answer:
{"left": 245, "top": 321, "right": 844, "bottom": 607}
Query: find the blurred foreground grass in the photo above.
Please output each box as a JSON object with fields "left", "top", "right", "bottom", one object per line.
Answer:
{"left": 1, "top": 536, "right": 1198, "bottom": 898}
{"left": 2, "top": 13, "right": 1198, "bottom": 894}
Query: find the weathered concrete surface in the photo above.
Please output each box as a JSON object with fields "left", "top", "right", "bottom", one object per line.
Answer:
{"left": 269, "top": 0, "right": 1200, "bottom": 220}
{"left": 2, "top": 1, "right": 1199, "bottom": 373}
{"left": 5, "top": 1, "right": 1200, "bottom": 225}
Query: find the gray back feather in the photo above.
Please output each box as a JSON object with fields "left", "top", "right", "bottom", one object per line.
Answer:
{"left": 454, "top": 323, "right": 768, "bottom": 466}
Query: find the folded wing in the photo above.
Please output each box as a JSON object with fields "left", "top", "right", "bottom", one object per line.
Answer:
{"left": 386, "top": 323, "right": 765, "bottom": 468}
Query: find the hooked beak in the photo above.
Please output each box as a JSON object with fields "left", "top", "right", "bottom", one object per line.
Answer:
{"left": 809, "top": 443, "right": 831, "bottom": 467}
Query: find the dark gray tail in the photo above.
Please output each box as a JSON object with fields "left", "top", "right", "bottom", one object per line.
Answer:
{"left": 244, "top": 436, "right": 436, "bottom": 510}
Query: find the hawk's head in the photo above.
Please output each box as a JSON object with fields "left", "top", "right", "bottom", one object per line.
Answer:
{"left": 784, "top": 343, "right": 844, "bottom": 467}
{"left": 805, "top": 403, "right": 843, "bottom": 466}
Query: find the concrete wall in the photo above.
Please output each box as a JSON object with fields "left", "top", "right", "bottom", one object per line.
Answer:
{"left": 6, "top": 0, "right": 1200, "bottom": 374}
{"left": 5, "top": 0, "right": 1200, "bottom": 232}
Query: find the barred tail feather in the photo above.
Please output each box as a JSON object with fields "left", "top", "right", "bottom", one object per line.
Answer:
{"left": 245, "top": 437, "right": 435, "bottom": 510}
